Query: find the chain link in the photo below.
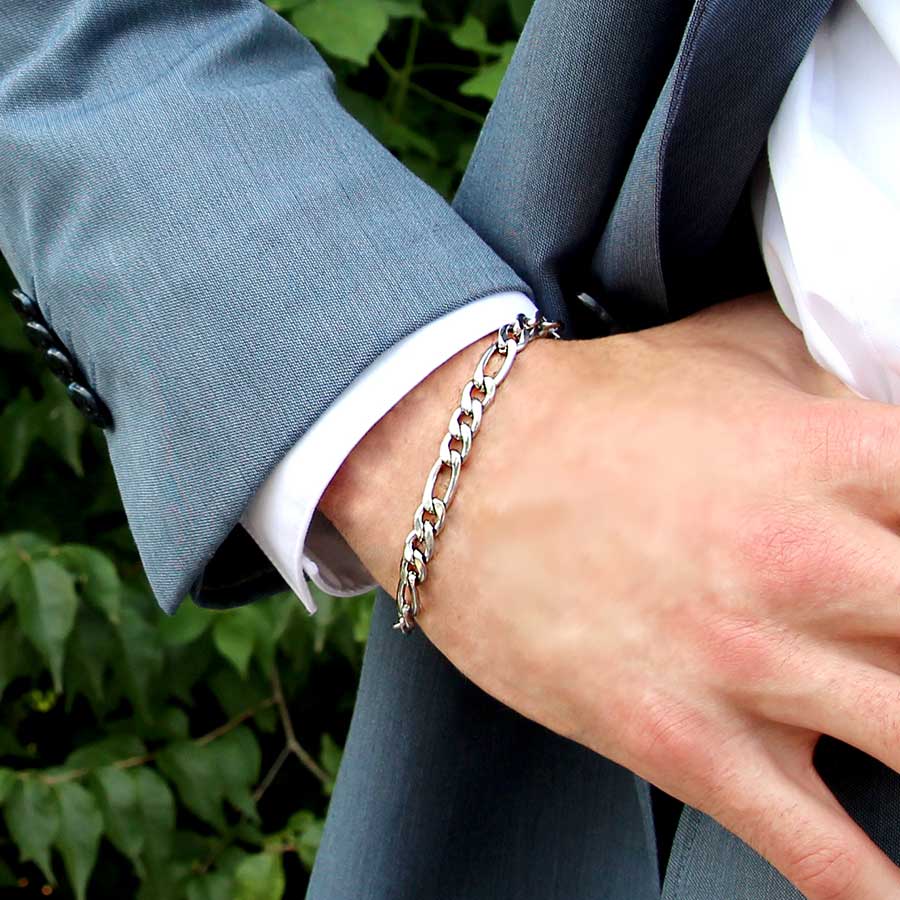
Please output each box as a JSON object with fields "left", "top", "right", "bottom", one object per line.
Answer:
{"left": 394, "top": 313, "right": 562, "bottom": 633}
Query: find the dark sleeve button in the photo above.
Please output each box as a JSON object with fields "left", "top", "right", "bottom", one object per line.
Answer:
{"left": 10, "top": 286, "right": 113, "bottom": 430}
{"left": 45, "top": 346, "right": 76, "bottom": 382}
{"left": 66, "top": 383, "right": 111, "bottom": 429}
{"left": 576, "top": 292, "right": 621, "bottom": 335}
{"left": 10, "top": 287, "right": 40, "bottom": 321}
{"left": 24, "top": 320, "right": 59, "bottom": 351}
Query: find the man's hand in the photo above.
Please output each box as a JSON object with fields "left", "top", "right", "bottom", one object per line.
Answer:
{"left": 321, "top": 293, "right": 900, "bottom": 900}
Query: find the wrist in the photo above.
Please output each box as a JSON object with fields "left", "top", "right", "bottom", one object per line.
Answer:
{"left": 319, "top": 328, "right": 566, "bottom": 596}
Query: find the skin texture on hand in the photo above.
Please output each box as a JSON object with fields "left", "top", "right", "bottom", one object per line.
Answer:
{"left": 320, "top": 293, "right": 900, "bottom": 900}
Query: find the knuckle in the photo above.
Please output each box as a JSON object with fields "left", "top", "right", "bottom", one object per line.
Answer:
{"left": 856, "top": 411, "right": 900, "bottom": 498}
{"left": 732, "top": 504, "right": 851, "bottom": 603}
{"left": 624, "top": 692, "right": 713, "bottom": 777}
{"left": 698, "top": 614, "right": 787, "bottom": 687}
{"left": 799, "top": 401, "right": 897, "bottom": 489}
{"left": 796, "top": 403, "right": 863, "bottom": 478}
{"left": 786, "top": 842, "right": 860, "bottom": 900}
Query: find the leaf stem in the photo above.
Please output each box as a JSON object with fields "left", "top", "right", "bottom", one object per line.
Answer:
{"left": 412, "top": 62, "right": 479, "bottom": 74}
{"left": 373, "top": 47, "right": 483, "bottom": 124}
{"left": 195, "top": 698, "right": 276, "bottom": 747}
{"left": 373, "top": 47, "right": 399, "bottom": 80}
{"left": 33, "top": 696, "right": 277, "bottom": 785}
{"left": 253, "top": 744, "right": 291, "bottom": 803}
{"left": 406, "top": 81, "right": 485, "bottom": 124}
{"left": 270, "top": 666, "right": 330, "bottom": 785}
{"left": 392, "top": 18, "right": 421, "bottom": 118}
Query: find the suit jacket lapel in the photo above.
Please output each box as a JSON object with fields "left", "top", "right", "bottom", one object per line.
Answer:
{"left": 455, "top": 0, "right": 833, "bottom": 335}
{"left": 597, "top": 0, "right": 834, "bottom": 325}
{"left": 453, "top": 0, "right": 694, "bottom": 331}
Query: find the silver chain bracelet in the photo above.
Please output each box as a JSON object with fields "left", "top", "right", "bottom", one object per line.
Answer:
{"left": 393, "top": 312, "right": 562, "bottom": 633}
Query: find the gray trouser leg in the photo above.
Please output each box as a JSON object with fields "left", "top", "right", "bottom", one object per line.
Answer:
{"left": 663, "top": 738, "right": 900, "bottom": 898}
{"left": 308, "top": 589, "right": 660, "bottom": 900}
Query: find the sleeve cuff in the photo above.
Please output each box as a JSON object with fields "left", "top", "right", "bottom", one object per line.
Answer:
{"left": 239, "top": 290, "right": 538, "bottom": 613}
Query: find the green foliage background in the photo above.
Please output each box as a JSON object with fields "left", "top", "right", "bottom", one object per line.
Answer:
{"left": 0, "top": 1, "right": 529, "bottom": 896}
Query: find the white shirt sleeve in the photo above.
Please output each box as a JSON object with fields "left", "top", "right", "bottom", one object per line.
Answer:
{"left": 240, "top": 291, "right": 537, "bottom": 614}
{"left": 754, "top": 0, "right": 900, "bottom": 403}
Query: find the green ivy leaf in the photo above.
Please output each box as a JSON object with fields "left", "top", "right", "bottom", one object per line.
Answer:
{"left": 449, "top": 15, "right": 500, "bottom": 54}
{"left": 35, "top": 376, "right": 86, "bottom": 476}
{"left": 10, "top": 557, "right": 78, "bottom": 690}
{"left": 508, "top": 0, "right": 534, "bottom": 30}
{"left": 0, "top": 302, "right": 30, "bottom": 353}
{"left": 115, "top": 606, "right": 165, "bottom": 720}
{"left": 213, "top": 609, "right": 258, "bottom": 678}
{"left": 55, "top": 781, "right": 103, "bottom": 900}
{"left": 0, "top": 540, "right": 22, "bottom": 598}
{"left": 157, "top": 742, "right": 227, "bottom": 831}
{"left": 0, "top": 616, "right": 40, "bottom": 701}
{"left": 352, "top": 593, "right": 375, "bottom": 643}
{"left": 64, "top": 614, "right": 114, "bottom": 714}
{"left": 164, "top": 639, "right": 216, "bottom": 705}
{"left": 285, "top": 809, "right": 325, "bottom": 871}
{"left": 292, "top": 0, "right": 389, "bottom": 66}
{"left": 380, "top": 0, "right": 425, "bottom": 18}
{"left": 0, "top": 390, "right": 38, "bottom": 484}
{"left": 234, "top": 852, "right": 285, "bottom": 900}
{"left": 92, "top": 766, "right": 144, "bottom": 864}
{"left": 0, "top": 767, "right": 16, "bottom": 803}
{"left": 307, "top": 582, "right": 337, "bottom": 654}
{"left": 4, "top": 778, "right": 60, "bottom": 882}
{"left": 186, "top": 872, "right": 232, "bottom": 900}
{"left": 0, "top": 532, "right": 52, "bottom": 598}
{"left": 249, "top": 600, "right": 293, "bottom": 676}
{"left": 382, "top": 119, "right": 440, "bottom": 160}
{"left": 158, "top": 599, "right": 212, "bottom": 647}
{"left": 137, "top": 866, "right": 190, "bottom": 900}
{"left": 211, "top": 727, "right": 261, "bottom": 820}
{"left": 449, "top": 14, "right": 515, "bottom": 100}
{"left": 65, "top": 735, "right": 147, "bottom": 770}
{"left": 209, "top": 667, "right": 267, "bottom": 719}
{"left": 459, "top": 44, "right": 515, "bottom": 100}
{"left": 141, "top": 707, "right": 191, "bottom": 741}
{"left": 7, "top": 532, "right": 52, "bottom": 555}
{"left": 133, "top": 767, "right": 176, "bottom": 864}
{"left": 56, "top": 544, "right": 121, "bottom": 623}
{"left": 319, "top": 733, "right": 343, "bottom": 795}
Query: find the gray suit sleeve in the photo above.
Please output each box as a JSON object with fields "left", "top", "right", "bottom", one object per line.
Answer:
{"left": 0, "top": 1, "right": 529, "bottom": 612}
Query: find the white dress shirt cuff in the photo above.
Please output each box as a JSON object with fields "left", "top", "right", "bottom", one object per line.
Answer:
{"left": 240, "top": 291, "right": 538, "bottom": 614}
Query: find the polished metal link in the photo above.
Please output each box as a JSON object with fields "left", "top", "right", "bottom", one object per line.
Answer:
{"left": 394, "top": 312, "right": 562, "bottom": 633}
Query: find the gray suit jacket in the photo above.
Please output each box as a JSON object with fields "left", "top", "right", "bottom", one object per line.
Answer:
{"left": 2, "top": 2, "right": 842, "bottom": 897}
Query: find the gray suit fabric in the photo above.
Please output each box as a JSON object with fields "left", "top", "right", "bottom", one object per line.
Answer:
{"left": 0, "top": 1, "right": 528, "bottom": 613}
{"left": 9, "top": 1, "right": 897, "bottom": 897}
{"left": 309, "top": 590, "right": 661, "bottom": 900}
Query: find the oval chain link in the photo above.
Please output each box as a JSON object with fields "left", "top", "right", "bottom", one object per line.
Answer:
{"left": 394, "top": 313, "right": 562, "bottom": 633}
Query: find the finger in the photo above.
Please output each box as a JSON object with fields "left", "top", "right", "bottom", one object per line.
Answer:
{"left": 779, "top": 660, "right": 900, "bottom": 786}
{"left": 739, "top": 511, "right": 900, "bottom": 640}
{"left": 806, "top": 515, "right": 900, "bottom": 638}
{"left": 707, "top": 742, "right": 900, "bottom": 900}
{"left": 794, "top": 397, "right": 900, "bottom": 520}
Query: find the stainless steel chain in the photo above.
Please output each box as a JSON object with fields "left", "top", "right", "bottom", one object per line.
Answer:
{"left": 393, "top": 312, "right": 562, "bottom": 633}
